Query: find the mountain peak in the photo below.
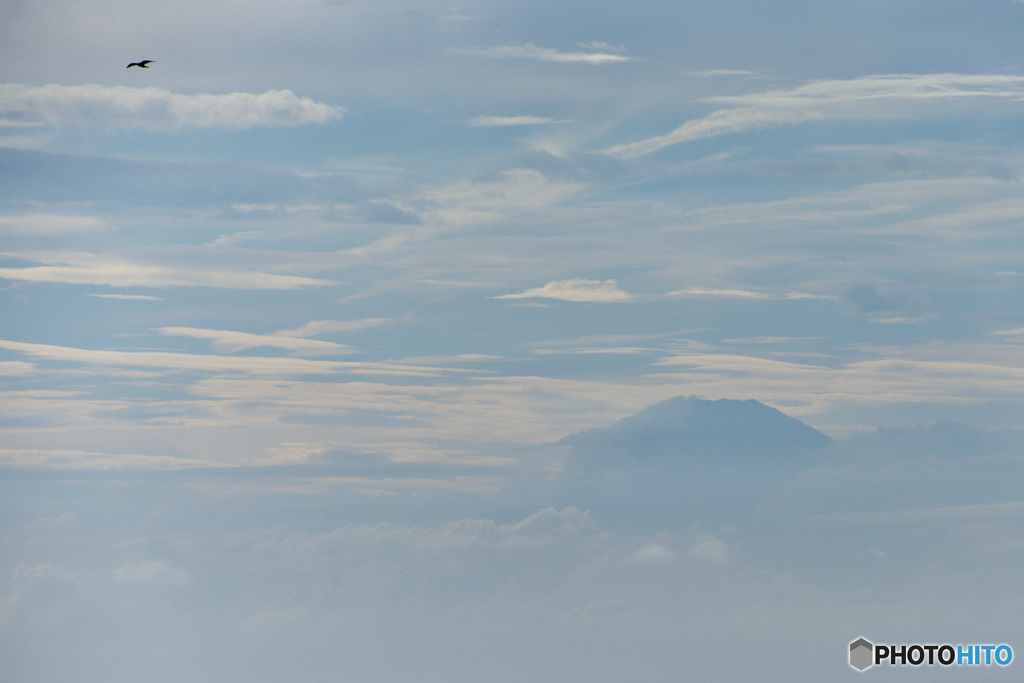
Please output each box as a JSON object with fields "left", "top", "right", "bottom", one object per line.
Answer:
{"left": 561, "top": 396, "right": 830, "bottom": 466}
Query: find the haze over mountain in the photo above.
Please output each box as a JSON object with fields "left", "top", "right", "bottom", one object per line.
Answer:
{"left": 4, "top": 396, "right": 1024, "bottom": 681}
{"left": 555, "top": 397, "right": 832, "bottom": 526}
{"left": 562, "top": 396, "right": 831, "bottom": 465}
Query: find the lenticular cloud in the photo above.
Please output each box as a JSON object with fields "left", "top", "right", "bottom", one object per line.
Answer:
{"left": 0, "top": 83, "right": 344, "bottom": 130}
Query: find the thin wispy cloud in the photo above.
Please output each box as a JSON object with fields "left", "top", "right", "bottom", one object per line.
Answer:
{"left": 0, "top": 83, "right": 344, "bottom": 130}
{"left": 458, "top": 43, "right": 633, "bottom": 65}
{"left": 495, "top": 279, "right": 633, "bottom": 303}
{"left": 0, "top": 339, "right": 462, "bottom": 378}
{"left": 0, "top": 361, "right": 35, "bottom": 375}
{"left": 416, "top": 169, "right": 584, "bottom": 226}
{"left": 0, "top": 252, "right": 334, "bottom": 289}
{"left": 276, "top": 319, "right": 390, "bottom": 337}
{"left": 0, "top": 134, "right": 42, "bottom": 149}
{"left": 156, "top": 326, "right": 354, "bottom": 354}
{"left": 689, "top": 69, "right": 760, "bottom": 78}
{"left": 466, "top": 115, "right": 572, "bottom": 127}
{"left": 0, "top": 214, "right": 105, "bottom": 235}
{"left": 668, "top": 287, "right": 771, "bottom": 299}
{"left": 605, "top": 107, "right": 819, "bottom": 158}
{"left": 89, "top": 293, "right": 164, "bottom": 301}
{"left": 0, "top": 448, "right": 212, "bottom": 470}
{"left": 0, "top": 119, "right": 46, "bottom": 128}
{"left": 606, "top": 73, "right": 1024, "bottom": 158}
{"left": 652, "top": 348, "right": 1024, "bottom": 417}
{"left": 667, "top": 287, "right": 832, "bottom": 301}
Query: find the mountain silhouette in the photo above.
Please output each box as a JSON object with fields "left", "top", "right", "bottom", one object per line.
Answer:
{"left": 562, "top": 396, "right": 830, "bottom": 469}
{"left": 556, "top": 397, "right": 832, "bottom": 526}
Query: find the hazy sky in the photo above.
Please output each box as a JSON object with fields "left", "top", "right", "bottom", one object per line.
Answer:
{"left": 3, "top": 0, "right": 1024, "bottom": 680}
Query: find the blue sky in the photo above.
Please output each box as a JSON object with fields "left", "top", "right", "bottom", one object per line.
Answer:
{"left": 3, "top": 0, "right": 1024, "bottom": 679}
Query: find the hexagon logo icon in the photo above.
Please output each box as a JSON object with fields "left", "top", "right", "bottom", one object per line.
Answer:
{"left": 850, "top": 638, "right": 874, "bottom": 671}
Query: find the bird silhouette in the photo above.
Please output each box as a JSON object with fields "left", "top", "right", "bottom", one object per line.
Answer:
{"left": 126, "top": 60, "right": 154, "bottom": 69}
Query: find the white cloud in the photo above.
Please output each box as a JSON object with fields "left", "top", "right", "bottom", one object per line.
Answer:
{"left": 156, "top": 326, "right": 354, "bottom": 355}
{"left": 667, "top": 287, "right": 832, "bottom": 301}
{"left": 89, "top": 293, "right": 165, "bottom": 301}
{"left": 668, "top": 287, "right": 770, "bottom": 300}
{"left": 628, "top": 544, "right": 676, "bottom": 564}
{"left": 0, "top": 134, "right": 43, "bottom": 149}
{"left": 0, "top": 339, "right": 462, "bottom": 378}
{"left": 533, "top": 346, "right": 652, "bottom": 356}
{"left": 495, "top": 279, "right": 633, "bottom": 303}
{"left": 708, "top": 73, "right": 1024, "bottom": 109}
{"left": 606, "top": 106, "right": 818, "bottom": 158}
{"left": 688, "top": 534, "right": 729, "bottom": 564}
{"left": 150, "top": 320, "right": 388, "bottom": 358}
{"left": 0, "top": 214, "right": 105, "bottom": 235}
{"left": 467, "top": 115, "right": 571, "bottom": 127}
{"left": 689, "top": 69, "right": 759, "bottom": 78}
{"left": 0, "top": 252, "right": 333, "bottom": 289}
{"left": 0, "top": 361, "right": 34, "bottom": 376}
{"left": 606, "top": 73, "right": 1024, "bottom": 158}
{"left": 0, "top": 83, "right": 344, "bottom": 130}
{"left": 275, "top": 319, "right": 390, "bottom": 337}
{"left": 651, "top": 348, "right": 1024, "bottom": 428}
{"left": 458, "top": 43, "right": 633, "bottom": 65}
{"left": 0, "top": 119, "right": 46, "bottom": 128}
{"left": 0, "top": 448, "right": 212, "bottom": 470}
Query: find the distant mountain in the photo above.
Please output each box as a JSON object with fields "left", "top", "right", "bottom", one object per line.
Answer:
{"left": 555, "top": 397, "right": 833, "bottom": 526}
{"left": 561, "top": 396, "right": 831, "bottom": 472}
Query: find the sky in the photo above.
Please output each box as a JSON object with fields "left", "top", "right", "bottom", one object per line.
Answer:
{"left": 3, "top": 0, "right": 1024, "bottom": 679}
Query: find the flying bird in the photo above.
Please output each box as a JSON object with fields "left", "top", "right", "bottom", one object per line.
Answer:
{"left": 126, "top": 60, "right": 154, "bottom": 69}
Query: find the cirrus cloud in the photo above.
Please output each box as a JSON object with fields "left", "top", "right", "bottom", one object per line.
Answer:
{"left": 606, "top": 73, "right": 1024, "bottom": 158}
